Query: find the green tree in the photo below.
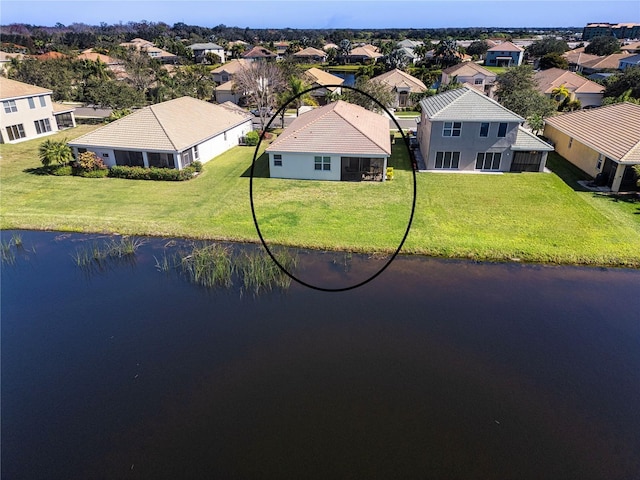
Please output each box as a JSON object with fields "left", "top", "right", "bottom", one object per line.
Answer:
{"left": 84, "top": 78, "right": 145, "bottom": 108}
{"left": 538, "top": 52, "right": 569, "bottom": 70}
{"left": 466, "top": 40, "right": 489, "bottom": 59}
{"left": 343, "top": 77, "right": 394, "bottom": 113}
{"left": 495, "top": 65, "right": 556, "bottom": 118}
{"left": 551, "top": 83, "right": 571, "bottom": 103}
{"left": 384, "top": 48, "right": 410, "bottom": 70}
{"left": 603, "top": 67, "right": 640, "bottom": 100}
{"left": 284, "top": 75, "right": 316, "bottom": 116}
{"left": 585, "top": 36, "right": 621, "bottom": 56}
{"left": 434, "top": 37, "right": 460, "bottom": 68}
{"left": 526, "top": 113, "right": 545, "bottom": 136}
{"left": 39, "top": 139, "right": 73, "bottom": 167}
{"left": 526, "top": 37, "right": 569, "bottom": 58}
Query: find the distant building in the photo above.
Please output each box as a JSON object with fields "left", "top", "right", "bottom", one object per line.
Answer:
{"left": 0, "top": 77, "right": 76, "bottom": 143}
{"left": 484, "top": 41, "right": 524, "bottom": 67}
{"left": 582, "top": 23, "right": 640, "bottom": 40}
{"left": 188, "top": 43, "right": 225, "bottom": 64}
{"left": 119, "top": 38, "right": 178, "bottom": 63}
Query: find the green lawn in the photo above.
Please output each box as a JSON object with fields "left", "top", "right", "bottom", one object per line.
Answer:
{"left": 1, "top": 126, "right": 639, "bottom": 267}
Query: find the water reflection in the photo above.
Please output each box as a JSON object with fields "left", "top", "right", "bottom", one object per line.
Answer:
{"left": 2, "top": 230, "right": 639, "bottom": 479}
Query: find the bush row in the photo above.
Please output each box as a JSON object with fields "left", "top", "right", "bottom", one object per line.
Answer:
{"left": 50, "top": 161, "right": 202, "bottom": 181}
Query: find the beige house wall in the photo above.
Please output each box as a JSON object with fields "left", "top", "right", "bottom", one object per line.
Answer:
{"left": 543, "top": 124, "right": 601, "bottom": 177}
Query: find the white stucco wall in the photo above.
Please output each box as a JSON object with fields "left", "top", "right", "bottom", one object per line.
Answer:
{"left": 268, "top": 151, "right": 341, "bottom": 181}
{"left": 196, "top": 120, "right": 253, "bottom": 165}
{"left": 1, "top": 93, "right": 58, "bottom": 143}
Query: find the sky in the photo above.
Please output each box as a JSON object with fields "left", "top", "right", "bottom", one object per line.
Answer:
{"left": 1, "top": 0, "right": 638, "bottom": 29}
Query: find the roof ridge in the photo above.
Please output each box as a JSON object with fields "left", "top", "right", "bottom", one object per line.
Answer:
{"left": 334, "top": 101, "right": 390, "bottom": 154}
{"left": 149, "top": 100, "right": 179, "bottom": 151}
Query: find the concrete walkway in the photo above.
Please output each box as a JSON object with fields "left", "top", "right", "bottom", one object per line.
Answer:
{"left": 413, "top": 147, "right": 427, "bottom": 171}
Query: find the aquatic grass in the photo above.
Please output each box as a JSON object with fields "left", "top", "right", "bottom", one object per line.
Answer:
{"left": 1, "top": 239, "right": 16, "bottom": 265}
{"left": 11, "top": 233, "right": 23, "bottom": 248}
{"left": 179, "top": 243, "right": 234, "bottom": 288}
{"left": 71, "top": 236, "right": 144, "bottom": 270}
{"left": 239, "top": 247, "right": 298, "bottom": 294}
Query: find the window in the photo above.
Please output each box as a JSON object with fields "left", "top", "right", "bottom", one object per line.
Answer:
{"left": 314, "top": 156, "right": 331, "bottom": 171}
{"left": 434, "top": 151, "right": 460, "bottom": 169}
{"left": 114, "top": 150, "right": 144, "bottom": 167}
{"left": 443, "top": 122, "right": 462, "bottom": 137}
{"left": 6, "top": 124, "right": 26, "bottom": 141}
{"left": 224, "top": 131, "right": 228, "bottom": 141}
{"left": 39, "top": 96, "right": 46, "bottom": 107}
{"left": 497, "top": 123, "right": 508, "bottom": 137}
{"left": 596, "top": 154, "right": 603, "bottom": 170}
{"left": 28, "top": 97, "right": 36, "bottom": 109}
{"left": 148, "top": 152, "right": 175, "bottom": 168}
{"left": 34, "top": 118, "right": 52, "bottom": 134}
{"left": 474, "top": 78, "right": 483, "bottom": 85}
{"left": 3, "top": 100, "right": 17, "bottom": 113}
{"left": 273, "top": 154, "right": 282, "bottom": 166}
{"left": 568, "top": 138, "right": 573, "bottom": 148}
{"left": 475, "top": 152, "right": 502, "bottom": 170}
{"left": 182, "top": 148, "right": 193, "bottom": 167}
{"left": 479, "top": 123, "right": 490, "bottom": 137}
{"left": 194, "top": 145, "right": 199, "bottom": 160}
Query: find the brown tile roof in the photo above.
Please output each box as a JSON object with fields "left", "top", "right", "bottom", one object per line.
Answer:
{"left": 371, "top": 68, "right": 427, "bottom": 93}
{"left": 621, "top": 42, "right": 640, "bottom": 52}
{"left": 266, "top": 100, "right": 391, "bottom": 156}
{"left": 442, "top": 61, "right": 496, "bottom": 78}
{"left": 580, "top": 53, "right": 632, "bottom": 70}
{"left": 293, "top": 47, "right": 326, "bottom": 58}
{"left": 562, "top": 50, "right": 600, "bottom": 66}
{"left": 0, "top": 76, "right": 51, "bottom": 99}
{"left": 534, "top": 68, "right": 605, "bottom": 95}
{"left": 544, "top": 103, "right": 640, "bottom": 163}
{"left": 68, "top": 96, "right": 252, "bottom": 152}
{"left": 33, "top": 51, "right": 68, "bottom": 60}
{"left": 487, "top": 41, "right": 524, "bottom": 52}
{"left": 51, "top": 102, "right": 75, "bottom": 114}
{"left": 303, "top": 67, "right": 344, "bottom": 91}
{"left": 243, "top": 46, "right": 277, "bottom": 59}
{"left": 348, "top": 46, "right": 384, "bottom": 59}
{"left": 76, "top": 52, "right": 121, "bottom": 64}
{"left": 211, "top": 59, "right": 251, "bottom": 75}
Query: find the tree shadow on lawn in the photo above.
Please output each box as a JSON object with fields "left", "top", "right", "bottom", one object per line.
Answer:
{"left": 23, "top": 165, "right": 59, "bottom": 176}
{"left": 593, "top": 192, "right": 640, "bottom": 214}
{"left": 240, "top": 152, "right": 270, "bottom": 179}
{"left": 545, "top": 152, "right": 592, "bottom": 192}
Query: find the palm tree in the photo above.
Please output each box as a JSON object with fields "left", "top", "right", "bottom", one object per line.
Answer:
{"left": 435, "top": 38, "right": 460, "bottom": 67}
{"left": 39, "top": 139, "right": 73, "bottom": 167}
{"left": 384, "top": 48, "right": 409, "bottom": 70}
{"left": 551, "top": 83, "right": 571, "bottom": 103}
{"left": 286, "top": 75, "right": 316, "bottom": 116}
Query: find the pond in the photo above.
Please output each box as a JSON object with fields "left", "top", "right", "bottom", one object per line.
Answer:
{"left": 2, "top": 230, "right": 640, "bottom": 479}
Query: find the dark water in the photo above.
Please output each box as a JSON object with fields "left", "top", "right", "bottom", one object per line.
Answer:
{"left": 331, "top": 71, "right": 356, "bottom": 87}
{"left": 2, "top": 230, "right": 640, "bottom": 480}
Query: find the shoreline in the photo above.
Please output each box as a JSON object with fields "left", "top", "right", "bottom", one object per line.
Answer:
{"left": 3, "top": 226, "right": 639, "bottom": 270}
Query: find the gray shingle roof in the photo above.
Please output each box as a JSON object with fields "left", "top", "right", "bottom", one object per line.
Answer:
{"left": 420, "top": 86, "right": 524, "bottom": 122}
{"left": 512, "top": 127, "right": 554, "bottom": 151}
{"left": 68, "top": 96, "right": 252, "bottom": 152}
{"left": 266, "top": 101, "right": 391, "bottom": 156}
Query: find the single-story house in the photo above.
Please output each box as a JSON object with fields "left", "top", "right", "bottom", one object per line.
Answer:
{"left": 621, "top": 42, "right": 640, "bottom": 54}
{"left": 346, "top": 45, "right": 384, "bottom": 64}
{"left": 619, "top": 54, "right": 640, "bottom": 70}
{"left": 0, "top": 77, "right": 76, "bottom": 143}
{"left": 188, "top": 43, "right": 226, "bottom": 64}
{"left": 441, "top": 62, "right": 497, "bottom": 97}
{"left": 416, "top": 86, "right": 553, "bottom": 172}
{"left": 543, "top": 103, "right": 640, "bottom": 192}
{"left": 68, "top": 96, "right": 253, "bottom": 170}
{"left": 534, "top": 68, "right": 605, "bottom": 108}
{"left": 266, "top": 100, "right": 391, "bottom": 181}
{"left": 293, "top": 47, "right": 327, "bottom": 63}
{"left": 484, "top": 41, "right": 524, "bottom": 67}
{"left": 215, "top": 80, "right": 245, "bottom": 105}
{"left": 371, "top": 68, "right": 427, "bottom": 108}
{"left": 303, "top": 67, "right": 344, "bottom": 104}
{"left": 562, "top": 49, "right": 601, "bottom": 72}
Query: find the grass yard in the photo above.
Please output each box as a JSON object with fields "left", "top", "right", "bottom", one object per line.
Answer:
{"left": 1, "top": 126, "right": 639, "bottom": 267}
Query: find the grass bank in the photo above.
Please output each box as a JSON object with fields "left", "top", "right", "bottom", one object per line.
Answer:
{"left": 1, "top": 126, "right": 639, "bottom": 267}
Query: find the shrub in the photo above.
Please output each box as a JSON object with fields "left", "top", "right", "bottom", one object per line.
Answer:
{"left": 78, "top": 168, "right": 109, "bottom": 178}
{"left": 39, "top": 139, "right": 73, "bottom": 167}
{"left": 76, "top": 151, "right": 107, "bottom": 172}
{"left": 244, "top": 130, "right": 260, "bottom": 146}
{"left": 108, "top": 165, "right": 197, "bottom": 181}
{"left": 192, "top": 160, "right": 203, "bottom": 172}
{"left": 51, "top": 165, "right": 73, "bottom": 176}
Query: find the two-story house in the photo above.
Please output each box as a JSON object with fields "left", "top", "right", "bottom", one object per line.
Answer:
{"left": 484, "top": 41, "right": 524, "bottom": 67}
{"left": 0, "top": 77, "right": 76, "bottom": 144}
{"left": 440, "top": 62, "right": 497, "bottom": 97}
{"left": 188, "top": 43, "right": 226, "bottom": 64}
{"left": 416, "top": 86, "right": 553, "bottom": 172}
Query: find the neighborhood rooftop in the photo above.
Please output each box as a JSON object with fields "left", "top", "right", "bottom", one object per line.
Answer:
{"left": 420, "top": 86, "right": 524, "bottom": 122}
{"left": 68, "top": 96, "right": 252, "bottom": 152}
{"left": 0, "top": 76, "right": 51, "bottom": 99}
{"left": 266, "top": 100, "right": 391, "bottom": 156}
{"left": 544, "top": 103, "right": 640, "bottom": 164}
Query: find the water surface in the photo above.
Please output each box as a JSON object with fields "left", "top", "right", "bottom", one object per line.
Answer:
{"left": 2, "top": 230, "right": 639, "bottom": 479}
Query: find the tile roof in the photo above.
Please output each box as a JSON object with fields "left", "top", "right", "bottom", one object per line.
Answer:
{"left": 420, "top": 86, "right": 523, "bottom": 122}
{"left": 534, "top": 68, "right": 604, "bottom": 95}
{"left": 303, "top": 67, "right": 344, "bottom": 91}
{"left": 0, "top": 76, "right": 51, "bottom": 99}
{"left": 188, "top": 43, "right": 224, "bottom": 50}
{"left": 293, "top": 47, "right": 326, "bottom": 58}
{"left": 68, "top": 96, "right": 252, "bottom": 152}
{"left": 51, "top": 102, "right": 75, "bottom": 114}
{"left": 487, "top": 41, "right": 524, "bottom": 52}
{"left": 76, "top": 51, "right": 121, "bottom": 64}
{"left": 211, "top": 59, "right": 251, "bottom": 75}
{"left": 544, "top": 103, "right": 640, "bottom": 163}
{"left": 348, "top": 46, "right": 384, "bottom": 59}
{"left": 580, "top": 53, "right": 632, "bottom": 70}
{"left": 512, "top": 127, "right": 554, "bottom": 151}
{"left": 243, "top": 46, "right": 277, "bottom": 58}
{"left": 266, "top": 100, "right": 391, "bottom": 156}
{"left": 372, "top": 68, "right": 427, "bottom": 93}
{"left": 442, "top": 61, "right": 496, "bottom": 78}
{"left": 562, "top": 50, "right": 601, "bottom": 66}
{"left": 0, "top": 51, "right": 24, "bottom": 62}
